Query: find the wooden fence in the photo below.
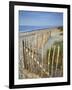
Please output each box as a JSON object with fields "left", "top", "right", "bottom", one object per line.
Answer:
{"left": 22, "top": 39, "right": 63, "bottom": 78}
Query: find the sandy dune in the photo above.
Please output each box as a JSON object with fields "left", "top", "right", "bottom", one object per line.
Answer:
{"left": 19, "top": 28, "right": 63, "bottom": 79}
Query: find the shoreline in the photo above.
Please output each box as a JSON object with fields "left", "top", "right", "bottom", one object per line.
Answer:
{"left": 19, "top": 26, "right": 63, "bottom": 33}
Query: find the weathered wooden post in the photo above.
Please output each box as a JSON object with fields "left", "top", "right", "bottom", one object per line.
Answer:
{"left": 26, "top": 38, "right": 29, "bottom": 70}
{"left": 48, "top": 47, "right": 51, "bottom": 76}
{"left": 28, "top": 39, "right": 31, "bottom": 72}
{"left": 29, "top": 39, "right": 33, "bottom": 73}
{"left": 24, "top": 38, "right": 28, "bottom": 70}
{"left": 51, "top": 45, "right": 56, "bottom": 77}
{"left": 55, "top": 45, "right": 60, "bottom": 76}
{"left": 22, "top": 40, "right": 26, "bottom": 69}
{"left": 41, "top": 34, "right": 44, "bottom": 77}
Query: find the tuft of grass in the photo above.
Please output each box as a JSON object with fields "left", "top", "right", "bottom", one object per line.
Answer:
{"left": 58, "top": 26, "right": 63, "bottom": 32}
{"left": 46, "top": 41, "right": 63, "bottom": 77}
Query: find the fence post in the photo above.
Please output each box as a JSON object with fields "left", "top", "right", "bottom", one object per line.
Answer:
{"left": 55, "top": 45, "right": 60, "bottom": 76}
{"left": 22, "top": 40, "right": 26, "bottom": 69}
{"left": 30, "top": 39, "right": 33, "bottom": 73}
{"left": 48, "top": 48, "right": 51, "bottom": 76}
{"left": 41, "top": 34, "right": 44, "bottom": 77}
{"left": 51, "top": 45, "right": 56, "bottom": 77}
{"left": 28, "top": 39, "right": 31, "bottom": 72}
{"left": 31, "top": 48, "right": 34, "bottom": 73}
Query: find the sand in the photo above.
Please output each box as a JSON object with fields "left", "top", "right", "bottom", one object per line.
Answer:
{"left": 19, "top": 28, "right": 63, "bottom": 79}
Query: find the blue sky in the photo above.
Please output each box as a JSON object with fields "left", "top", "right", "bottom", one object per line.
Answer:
{"left": 19, "top": 11, "right": 63, "bottom": 27}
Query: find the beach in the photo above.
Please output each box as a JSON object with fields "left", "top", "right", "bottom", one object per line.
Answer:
{"left": 19, "top": 27, "right": 63, "bottom": 79}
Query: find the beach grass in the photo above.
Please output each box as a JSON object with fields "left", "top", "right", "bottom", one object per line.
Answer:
{"left": 46, "top": 41, "right": 63, "bottom": 77}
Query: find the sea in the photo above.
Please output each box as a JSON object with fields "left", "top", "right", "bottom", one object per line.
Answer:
{"left": 19, "top": 25, "right": 59, "bottom": 32}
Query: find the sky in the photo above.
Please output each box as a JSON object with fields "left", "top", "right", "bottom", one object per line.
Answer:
{"left": 19, "top": 10, "right": 63, "bottom": 27}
